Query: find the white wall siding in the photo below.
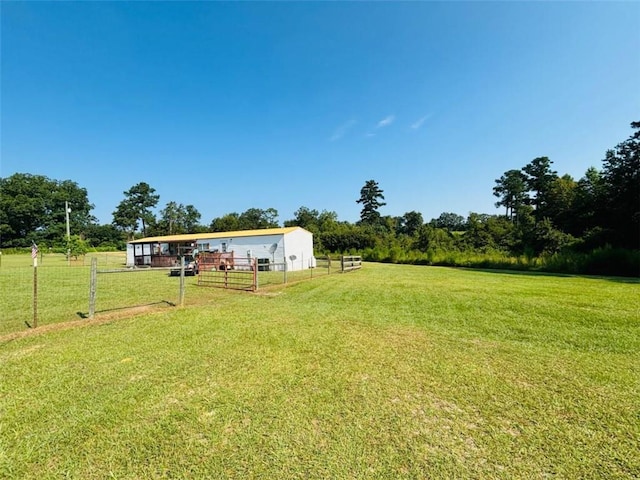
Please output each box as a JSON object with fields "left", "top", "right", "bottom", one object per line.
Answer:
{"left": 197, "top": 234, "right": 285, "bottom": 267}
{"left": 126, "top": 243, "right": 134, "bottom": 266}
{"left": 126, "top": 227, "right": 314, "bottom": 271}
{"left": 282, "top": 228, "right": 314, "bottom": 270}
{"left": 198, "top": 228, "right": 313, "bottom": 271}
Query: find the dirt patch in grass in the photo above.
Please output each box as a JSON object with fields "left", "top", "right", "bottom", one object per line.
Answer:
{"left": 0, "top": 304, "right": 171, "bottom": 344}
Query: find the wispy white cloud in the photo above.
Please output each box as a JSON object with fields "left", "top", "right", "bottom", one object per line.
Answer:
{"left": 376, "top": 115, "right": 395, "bottom": 129}
{"left": 329, "top": 119, "right": 357, "bottom": 141}
{"left": 364, "top": 132, "right": 376, "bottom": 138}
{"left": 410, "top": 115, "right": 429, "bottom": 130}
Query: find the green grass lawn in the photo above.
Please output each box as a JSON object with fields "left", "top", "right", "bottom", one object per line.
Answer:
{"left": 0, "top": 253, "right": 185, "bottom": 335}
{"left": 1, "top": 263, "right": 638, "bottom": 478}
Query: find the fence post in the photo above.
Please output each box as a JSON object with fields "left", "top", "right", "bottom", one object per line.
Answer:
{"left": 89, "top": 257, "right": 97, "bottom": 318}
{"left": 284, "top": 259, "right": 288, "bottom": 284}
{"left": 32, "top": 259, "right": 38, "bottom": 328}
{"left": 179, "top": 256, "right": 185, "bottom": 307}
{"left": 253, "top": 257, "right": 257, "bottom": 291}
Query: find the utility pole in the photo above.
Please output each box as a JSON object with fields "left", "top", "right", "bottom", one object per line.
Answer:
{"left": 66, "top": 201, "right": 71, "bottom": 266}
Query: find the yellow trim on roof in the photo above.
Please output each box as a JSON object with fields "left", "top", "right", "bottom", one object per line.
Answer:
{"left": 129, "top": 226, "right": 307, "bottom": 244}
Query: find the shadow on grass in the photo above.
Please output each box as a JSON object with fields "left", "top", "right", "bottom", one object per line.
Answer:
{"left": 467, "top": 267, "right": 640, "bottom": 284}
{"left": 2, "top": 301, "right": 178, "bottom": 343}
{"left": 76, "top": 300, "right": 176, "bottom": 319}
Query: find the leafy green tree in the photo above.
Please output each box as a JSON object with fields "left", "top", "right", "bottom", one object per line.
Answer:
{"left": 41, "top": 180, "right": 96, "bottom": 245}
{"left": 83, "top": 224, "right": 125, "bottom": 249}
{"left": 600, "top": 121, "right": 639, "bottom": 248}
{"left": 511, "top": 204, "right": 537, "bottom": 255}
{"left": 573, "top": 167, "right": 606, "bottom": 238}
{"left": 238, "top": 208, "right": 279, "bottom": 230}
{"left": 530, "top": 218, "right": 574, "bottom": 255}
{"left": 112, "top": 202, "right": 139, "bottom": 240}
{"left": 356, "top": 180, "right": 386, "bottom": 225}
{"left": 183, "top": 205, "right": 202, "bottom": 233}
{"left": 463, "top": 213, "right": 495, "bottom": 250}
{"left": 493, "top": 169, "right": 528, "bottom": 220}
{"left": 522, "top": 157, "right": 558, "bottom": 220}
{"left": 317, "top": 210, "right": 339, "bottom": 231}
{"left": 461, "top": 213, "right": 515, "bottom": 252}
{"left": 210, "top": 213, "right": 240, "bottom": 232}
{"left": 0, "top": 173, "right": 94, "bottom": 247}
{"left": 112, "top": 182, "right": 159, "bottom": 239}
{"left": 433, "top": 212, "right": 466, "bottom": 232}
{"left": 211, "top": 208, "right": 280, "bottom": 232}
{"left": 159, "top": 201, "right": 181, "bottom": 235}
{"left": 284, "top": 207, "right": 340, "bottom": 251}
{"left": 414, "top": 224, "right": 455, "bottom": 252}
{"left": 319, "top": 223, "right": 376, "bottom": 252}
{"left": 484, "top": 215, "right": 517, "bottom": 251}
{"left": 396, "top": 211, "right": 424, "bottom": 236}
{"left": 67, "top": 235, "right": 88, "bottom": 259}
{"left": 545, "top": 174, "right": 578, "bottom": 234}
{"left": 157, "top": 202, "right": 202, "bottom": 235}
{"left": 284, "top": 206, "right": 321, "bottom": 230}
{"left": 379, "top": 215, "right": 398, "bottom": 235}
{"left": 0, "top": 173, "right": 49, "bottom": 246}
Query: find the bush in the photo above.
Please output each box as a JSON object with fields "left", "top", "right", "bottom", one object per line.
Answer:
{"left": 349, "top": 244, "right": 639, "bottom": 278}
{"left": 582, "top": 247, "right": 640, "bottom": 277}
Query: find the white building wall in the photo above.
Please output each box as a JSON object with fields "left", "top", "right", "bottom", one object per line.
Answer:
{"left": 125, "top": 227, "right": 314, "bottom": 271}
{"left": 282, "top": 228, "right": 315, "bottom": 270}
{"left": 196, "top": 234, "right": 286, "bottom": 268}
{"left": 126, "top": 243, "right": 134, "bottom": 266}
{"left": 197, "top": 228, "right": 313, "bottom": 271}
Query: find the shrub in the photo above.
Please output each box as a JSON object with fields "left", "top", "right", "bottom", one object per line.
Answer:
{"left": 582, "top": 247, "right": 640, "bottom": 277}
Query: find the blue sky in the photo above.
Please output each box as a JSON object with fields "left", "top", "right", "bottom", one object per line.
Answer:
{"left": 2, "top": 1, "right": 638, "bottom": 226}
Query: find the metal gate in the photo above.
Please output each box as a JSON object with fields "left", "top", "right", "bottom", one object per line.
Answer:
{"left": 197, "top": 253, "right": 257, "bottom": 291}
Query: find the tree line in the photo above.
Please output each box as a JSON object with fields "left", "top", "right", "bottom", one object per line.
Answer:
{"left": 0, "top": 122, "right": 637, "bottom": 275}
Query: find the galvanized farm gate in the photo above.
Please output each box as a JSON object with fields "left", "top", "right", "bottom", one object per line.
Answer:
{"left": 197, "top": 252, "right": 257, "bottom": 291}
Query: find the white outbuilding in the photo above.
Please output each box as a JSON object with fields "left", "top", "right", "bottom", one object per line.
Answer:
{"left": 126, "top": 226, "right": 315, "bottom": 271}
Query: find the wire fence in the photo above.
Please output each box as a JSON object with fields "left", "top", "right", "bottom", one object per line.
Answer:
{"left": 0, "top": 253, "right": 357, "bottom": 337}
{"left": 256, "top": 257, "right": 333, "bottom": 288}
{"left": 0, "top": 253, "right": 101, "bottom": 336}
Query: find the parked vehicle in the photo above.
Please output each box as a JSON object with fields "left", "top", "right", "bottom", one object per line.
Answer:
{"left": 169, "top": 254, "right": 198, "bottom": 276}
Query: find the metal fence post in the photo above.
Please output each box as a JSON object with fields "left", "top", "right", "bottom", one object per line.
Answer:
{"left": 253, "top": 257, "right": 258, "bottom": 291}
{"left": 32, "top": 260, "right": 38, "bottom": 328}
{"left": 179, "top": 256, "right": 185, "bottom": 307}
{"left": 89, "top": 257, "right": 97, "bottom": 318}
{"left": 284, "top": 259, "right": 288, "bottom": 284}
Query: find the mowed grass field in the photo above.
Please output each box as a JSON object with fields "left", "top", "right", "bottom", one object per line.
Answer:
{"left": 0, "top": 253, "right": 183, "bottom": 336}
{"left": 1, "top": 263, "right": 638, "bottom": 478}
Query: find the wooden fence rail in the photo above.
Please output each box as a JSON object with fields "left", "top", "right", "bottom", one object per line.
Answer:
{"left": 341, "top": 255, "right": 362, "bottom": 272}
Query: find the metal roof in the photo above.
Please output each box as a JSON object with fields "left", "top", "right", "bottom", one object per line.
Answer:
{"left": 128, "top": 226, "right": 307, "bottom": 244}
